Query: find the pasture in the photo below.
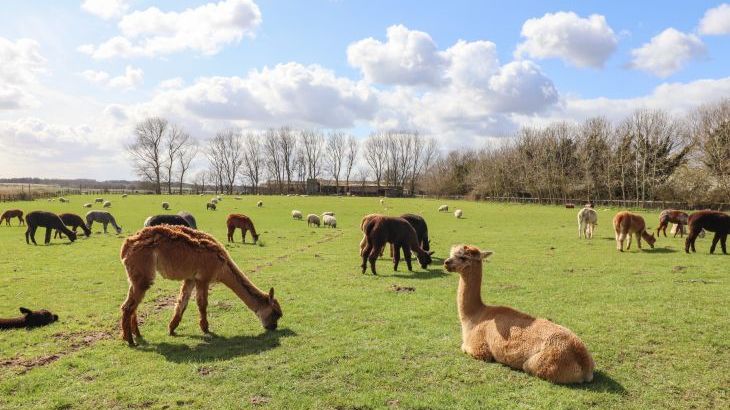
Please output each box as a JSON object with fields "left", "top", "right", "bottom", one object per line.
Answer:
{"left": 0, "top": 195, "right": 728, "bottom": 409}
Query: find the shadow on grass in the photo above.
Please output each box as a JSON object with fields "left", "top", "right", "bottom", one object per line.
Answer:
{"left": 139, "top": 328, "right": 297, "bottom": 363}
{"left": 390, "top": 267, "right": 448, "bottom": 280}
{"left": 574, "top": 370, "right": 627, "bottom": 395}
{"left": 646, "top": 247, "right": 677, "bottom": 253}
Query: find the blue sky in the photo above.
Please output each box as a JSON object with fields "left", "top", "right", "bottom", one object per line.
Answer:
{"left": 1, "top": 1, "right": 729, "bottom": 179}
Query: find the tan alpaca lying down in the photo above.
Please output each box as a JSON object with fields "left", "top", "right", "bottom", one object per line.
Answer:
{"left": 444, "top": 245, "right": 595, "bottom": 384}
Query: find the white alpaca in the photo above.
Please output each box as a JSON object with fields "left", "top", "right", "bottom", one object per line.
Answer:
{"left": 577, "top": 207, "right": 598, "bottom": 239}
{"left": 454, "top": 209, "right": 463, "bottom": 218}
{"left": 292, "top": 210, "right": 303, "bottom": 220}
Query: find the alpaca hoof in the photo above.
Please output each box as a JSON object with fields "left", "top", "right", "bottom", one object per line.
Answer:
{"left": 169, "top": 330, "right": 177, "bottom": 336}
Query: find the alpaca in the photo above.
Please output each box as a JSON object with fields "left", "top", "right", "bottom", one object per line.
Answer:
{"left": 307, "top": 214, "right": 320, "bottom": 227}
{"left": 444, "top": 245, "right": 594, "bottom": 384}
{"left": 0, "top": 308, "right": 58, "bottom": 329}
{"left": 685, "top": 210, "right": 730, "bottom": 254}
{"left": 227, "top": 214, "right": 259, "bottom": 244}
{"left": 438, "top": 205, "right": 449, "bottom": 212}
{"left": 143, "top": 214, "right": 191, "bottom": 228}
{"left": 177, "top": 211, "right": 197, "bottom": 229}
{"left": 206, "top": 202, "right": 216, "bottom": 211}
{"left": 359, "top": 214, "right": 384, "bottom": 257}
{"left": 292, "top": 210, "right": 303, "bottom": 220}
{"left": 86, "top": 211, "right": 123, "bottom": 234}
{"left": 455, "top": 209, "right": 463, "bottom": 218}
{"left": 613, "top": 211, "right": 655, "bottom": 252}
{"left": 119, "top": 225, "right": 282, "bottom": 346}
{"left": 54, "top": 213, "right": 92, "bottom": 238}
{"left": 657, "top": 209, "right": 689, "bottom": 238}
{"left": 361, "top": 215, "right": 433, "bottom": 275}
{"left": 162, "top": 202, "right": 170, "bottom": 210}
{"left": 1, "top": 209, "right": 24, "bottom": 226}
{"left": 577, "top": 207, "right": 598, "bottom": 239}
{"left": 25, "top": 211, "right": 77, "bottom": 245}
{"left": 381, "top": 213, "right": 432, "bottom": 262}
{"left": 103, "top": 201, "right": 112, "bottom": 208}
{"left": 323, "top": 214, "right": 337, "bottom": 228}
{"left": 257, "top": 201, "right": 263, "bottom": 208}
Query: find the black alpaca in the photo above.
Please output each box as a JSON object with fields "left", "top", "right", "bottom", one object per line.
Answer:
{"left": 361, "top": 215, "right": 433, "bottom": 275}
{"left": 0, "top": 307, "right": 58, "bottom": 329}
{"left": 25, "top": 211, "right": 77, "bottom": 245}
{"left": 401, "top": 213, "right": 430, "bottom": 251}
{"left": 685, "top": 210, "right": 730, "bottom": 254}
{"left": 143, "top": 214, "right": 192, "bottom": 228}
{"left": 54, "top": 213, "right": 92, "bottom": 239}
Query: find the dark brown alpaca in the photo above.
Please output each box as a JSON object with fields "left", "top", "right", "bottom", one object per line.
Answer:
{"left": 1, "top": 209, "right": 24, "bottom": 226}
{"left": 657, "top": 209, "right": 689, "bottom": 238}
{"left": 54, "top": 213, "right": 92, "bottom": 239}
{"left": 227, "top": 214, "right": 259, "bottom": 244}
{"left": 25, "top": 211, "right": 77, "bottom": 245}
{"left": 0, "top": 307, "right": 58, "bottom": 329}
{"left": 685, "top": 210, "right": 730, "bottom": 254}
{"left": 361, "top": 215, "right": 433, "bottom": 275}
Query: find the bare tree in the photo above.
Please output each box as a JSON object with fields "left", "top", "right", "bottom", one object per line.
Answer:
{"left": 162, "top": 126, "right": 189, "bottom": 194}
{"left": 690, "top": 99, "right": 730, "bottom": 196}
{"left": 301, "top": 130, "right": 324, "bottom": 181}
{"left": 208, "top": 129, "right": 244, "bottom": 195}
{"left": 364, "top": 132, "right": 387, "bottom": 187}
{"left": 406, "top": 133, "right": 439, "bottom": 195}
{"left": 127, "top": 117, "right": 167, "bottom": 194}
{"left": 325, "top": 131, "right": 346, "bottom": 191}
{"left": 344, "top": 135, "right": 359, "bottom": 190}
{"left": 241, "top": 132, "right": 263, "bottom": 194}
{"left": 263, "top": 128, "right": 284, "bottom": 193}
{"left": 278, "top": 127, "right": 297, "bottom": 192}
{"left": 176, "top": 135, "right": 198, "bottom": 194}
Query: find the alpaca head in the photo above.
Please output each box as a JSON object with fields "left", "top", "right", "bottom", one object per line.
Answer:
{"left": 20, "top": 307, "right": 58, "bottom": 327}
{"left": 67, "top": 230, "right": 78, "bottom": 242}
{"left": 115, "top": 226, "right": 123, "bottom": 234}
{"left": 444, "top": 245, "right": 492, "bottom": 274}
{"left": 644, "top": 231, "right": 656, "bottom": 248}
{"left": 256, "top": 288, "right": 282, "bottom": 331}
{"left": 417, "top": 250, "right": 434, "bottom": 269}
{"left": 252, "top": 233, "right": 260, "bottom": 244}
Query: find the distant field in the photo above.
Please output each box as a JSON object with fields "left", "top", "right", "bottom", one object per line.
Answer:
{"left": 0, "top": 195, "right": 728, "bottom": 409}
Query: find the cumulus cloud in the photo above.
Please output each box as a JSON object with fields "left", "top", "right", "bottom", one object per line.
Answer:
{"left": 699, "top": 3, "right": 730, "bottom": 35}
{"left": 515, "top": 11, "right": 618, "bottom": 68}
{"left": 81, "top": 0, "right": 130, "bottom": 20}
{"left": 79, "top": 0, "right": 262, "bottom": 59}
{"left": 81, "top": 65, "right": 143, "bottom": 90}
{"left": 629, "top": 28, "right": 705, "bottom": 77}
{"left": 0, "top": 37, "right": 46, "bottom": 110}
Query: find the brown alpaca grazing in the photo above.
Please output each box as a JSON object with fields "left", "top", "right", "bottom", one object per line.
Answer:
{"left": 25, "top": 211, "right": 77, "bottom": 245}
{"left": 657, "top": 209, "right": 689, "bottom": 238}
{"left": 1, "top": 209, "right": 24, "bottom": 226}
{"left": 226, "top": 214, "right": 259, "bottom": 244}
{"left": 613, "top": 211, "right": 655, "bottom": 251}
{"left": 0, "top": 307, "right": 58, "bottom": 329}
{"left": 361, "top": 215, "right": 433, "bottom": 275}
{"left": 444, "top": 245, "right": 594, "bottom": 384}
{"left": 54, "top": 213, "right": 92, "bottom": 239}
{"left": 685, "top": 210, "right": 730, "bottom": 254}
{"left": 119, "top": 225, "right": 282, "bottom": 346}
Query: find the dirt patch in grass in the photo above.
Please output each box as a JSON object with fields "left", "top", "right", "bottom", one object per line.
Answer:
{"left": 250, "top": 395, "right": 271, "bottom": 406}
{"left": 674, "top": 279, "right": 719, "bottom": 284}
{"left": 250, "top": 230, "right": 343, "bottom": 273}
{"left": 390, "top": 284, "right": 415, "bottom": 293}
{"left": 197, "top": 366, "right": 213, "bottom": 376}
{"left": 672, "top": 265, "right": 688, "bottom": 272}
{"left": 1, "top": 330, "right": 112, "bottom": 374}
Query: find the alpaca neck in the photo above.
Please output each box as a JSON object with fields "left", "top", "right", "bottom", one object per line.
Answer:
{"left": 457, "top": 263, "right": 486, "bottom": 323}
{"left": 219, "top": 262, "right": 268, "bottom": 313}
{"left": 0, "top": 317, "right": 26, "bottom": 329}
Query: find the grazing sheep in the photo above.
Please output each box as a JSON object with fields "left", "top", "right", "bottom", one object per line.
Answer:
{"left": 292, "top": 210, "right": 303, "bottom": 220}
{"left": 103, "top": 201, "right": 112, "bottom": 208}
{"left": 454, "top": 209, "right": 463, "bottom": 219}
{"left": 577, "top": 207, "right": 598, "bottom": 239}
{"left": 235, "top": 197, "right": 242, "bottom": 200}
{"left": 162, "top": 202, "right": 170, "bottom": 210}
{"left": 86, "top": 211, "right": 123, "bottom": 234}
{"left": 565, "top": 203, "right": 575, "bottom": 209}
{"left": 438, "top": 205, "right": 449, "bottom": 212}
{"left": 59, "top": 197, "right": 68, "bottom": 203}
{"left": 0, "top": 307, "right": 58, "bottom": 329}
{"left": 444, "top": 245, "right": 594, "bottom": 384}
{"left": 122, "top": 194, "right": 128, "bottom": 198}
{"left": 206, "top": 202, "right": 217, "bottom": 211}
{"left": 210, "top": 198, "right": 219, "bottom": 204}
{"left": 380, "top": 198, "right": 385, "bottom": 205}
{"left": 95, "top": 198, "right": 104, "bottom": 203}
{"left": 257, "top": 201, "right": 263, "bottom": 208}
{"left": 323, "top": 214, "right": 337, "bottom": 229}
{"left": 322, "top": 211, "right": 335, "bottom": 217}
{"left": 83, "top": 203, "right": 92, "bottom": 208}
{"left": 25, "top": 211, "right": 77, "bottom": 245}
{"left": 307, "top": 214, "right": 321, "bottom": 227}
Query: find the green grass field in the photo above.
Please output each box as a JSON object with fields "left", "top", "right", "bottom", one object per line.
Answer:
{"left": 0, "top": 195, "right": 728, "bottom": 409}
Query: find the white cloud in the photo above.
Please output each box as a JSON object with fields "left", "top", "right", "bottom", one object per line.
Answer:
{"left": 347, "top": 25, "right": 448, "bottom": 86}
{"left": 699, "top": 3, "right": 730, "bottom": 35}
{"left": 79, "top": 0, "right": 262, "bottom": 59}
{"left": 443, "top": 40, "right": 500, "bottom": 87}
{"left": 158, "top": 77, "right": 185, "bottom": 90}
{"left": 630, "top": 28, "right": 705, "bottom": 77}
{"left": 515, "top": 11, "right": 618, "bottom": 68}
{"left": 0, "top": 37, "right": 46, "bottom": 110}
{"left": 81, "top": 65, "right": 143, "bottom": 90}
{"left": 81, "top": 0, "right": 130, "bottom": 20}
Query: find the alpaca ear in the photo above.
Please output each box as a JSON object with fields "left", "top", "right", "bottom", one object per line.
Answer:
{"left": 480, "top": 251, "right": 493, "bottom": 260}
{"left": 19, "top": 307, "right": 32, "bottom": 315}
{"left": 268, "top": 287, "right": 275, "bottom": 300}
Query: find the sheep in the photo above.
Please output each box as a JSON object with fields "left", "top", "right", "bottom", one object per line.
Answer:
{"left": 438, "top": 205, "right": 448, "bottom": 212}
{"left": 122, "top": 194, "right": 128, "bottom": 198}
{"left": 307, "top": 214, "right": 321, "bottom": 227}
{"left": 257, "top": 201, "right": 263, "bottom": 208}
{"left": 58, "top": 197, "right": 69, "bottom": 203}
{"left": 206, "top": 202, "right": 216, "bottom": 211}
{"left": 322, "top": 211, "right": 335, "bottom": 216}
{"left": 103, "top": 201, "right": 112, "bottom": 208}
{"left": 235, "top": 197, "right": 242, "bottom": 200}
{"left": 162, "top": 202, "right": 170, "bottom": 210}
{"left": 380, "top": 198, "right": 385, "bottom": 206}
{"left": 292, "top": 210, "right": 303, "bottom": 220}
{"left": 83, "top": 203, "right": 92, "bottom": 208}
{"left": 323, "top": 214, "right": 337, "bottom": 229}
{"left": 94, "top": 198, "right": 104, "bottom": 203}
{"left": 210, "top": 198, "right": 219, "bottom": 204}
{"left": 454, "top": 209, "right": 463, "bottom": 218}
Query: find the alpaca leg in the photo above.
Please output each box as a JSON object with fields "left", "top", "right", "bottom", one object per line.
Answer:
{"left": 403, "top": 247, "right": 413, "bottom": 271}
{"left": 361, "top": 243, "right": 372, "bottom": 273}
{"left": 227, "top": 227, "right": 233, "bottom": 242}
{"left": 120, "top": 284, "right": 148, "bottom": 346}
{"left": 242, "top": 229, "right": 246, "bottom": 243}
{"left": 103, "top": 222, "right": 108, "bottom": 233}
{"left": 168, "top": 279, "right": 195, "bottom": 335}
{"left": 710, "top": 233, "right": 720, "bottom": 254}
{"left": 637, "top": 234, "right": 643, "bottom": 250}
{"left": 368, "top": 247, "right": 379, "bottom": 275}
{"left": 44, "top": 228, "right": 52, "bottom": 244}
{"left": 615, "top": 232, "right": 622, "bottom": 251}
{"left": 392, "top": 245, "right": 401, "bottom": 271}
{"left": 359, "top": 235, "right": 367, "bottom": 256}
{"left": 721, "top": 234, "right": 728, "bottom": 254}
{"left": 195, "top": 281, "right": 210, "bottom": 334}
{"left": 626, "top": 233, "right": 632, "bottom": 250}
{"left": 130, "top": 313, "right": 141, "bottom": 337}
